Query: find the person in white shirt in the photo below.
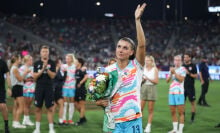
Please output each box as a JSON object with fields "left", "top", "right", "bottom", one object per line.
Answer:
{"left": 141, "top": 55, "right": 159, "bottom": 133}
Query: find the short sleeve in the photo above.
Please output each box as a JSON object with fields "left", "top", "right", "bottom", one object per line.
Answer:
{"left": 133, "top": 58, "right": 143, "bottom": 71}
{"left": 192, "top": 64, "right": 197, "bottom": 74}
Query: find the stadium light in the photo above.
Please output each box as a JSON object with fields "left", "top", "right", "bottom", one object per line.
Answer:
{"left": 96, "top": 1, "right": 101, "bottom": 6}
{"left": 40, "top": 2, "right": 44, "bottom": 7}
{"left": 104, "top": 13, "right": 114, "bottom": 17}
{"left": 184, "top": 16, "right": 188, "bottom": 21}
{"left": 166, "top": 4, "right": 170, "bottom": 9}
{"left": 33, "top": 13, "right": 37, "bottom": 17}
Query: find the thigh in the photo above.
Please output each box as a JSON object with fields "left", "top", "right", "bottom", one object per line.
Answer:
{"left": 45, "top": 87, "right": 55, "bottom": 109}
{"left": 169, "top": 94, "right": 176, "bottom": 106}
{"left": 12, "top": 85, "right": 23, "bottom": 99}
{"left": 175, "top": 94, "right": 185, "bottom": 105}
{"left": 188, "top": 89, "right": 196, "bottom": 102}
{"left": 140, "top": 84, "right": 148, "bottom": 101}
{"left": 34, "top": 88, "right": 44, "bottom": 108}
{"left": 75, "top": 88, "right": 86, "bottom": 102}
{"left": 124, "top": 118, "right": 143, "bottom": 133}
{"left": 0, "top": 88, "right": 6, "bottom": 103}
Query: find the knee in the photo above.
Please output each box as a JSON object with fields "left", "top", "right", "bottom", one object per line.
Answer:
{"left": 171, "top": 110, "right": 176, "bottom": 116}
{"left": 47, "top": 107, "right": 53, "bottom": 113}
{"left": 35, "top": 108, "right": 41, "bottom": 113}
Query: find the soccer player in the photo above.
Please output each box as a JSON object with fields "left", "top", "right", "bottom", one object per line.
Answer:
{"left": 62, "top": 54, "right": 76, "bottom": 124}
{"left": 10, "top": 55, "right": 29, "bottom": 129}
{"left": 166, "top": 55, "right": 186, "bottom": 133}
{"left": 53, "top": 58, "right": 67, "bottom": 125}
{"left": 75, "top": 58, "right": 88, "bottom": 125}
{"left": 0, "top": 58, "right": 11, "bottom": 133}
{"left": 183, "top": 53, "right": 197, "bottom": 123}
{"left": 20, "top": 55, "right": 35, "bottom": 126}
{"left": 141, "top": 55, "right": 159, "bottom": 133}
{"left": 33, "top": 45, "right": 56, "bottom": 133}
{"left": 101, "top": 3, "right": 147, "bottom": 133}
{"left": 198, "top": 56, "right": 211, "bottom": 107}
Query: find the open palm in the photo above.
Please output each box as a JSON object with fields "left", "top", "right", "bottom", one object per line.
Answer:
{"left": 135, "top": 3, "right": 147, "bottom": 20}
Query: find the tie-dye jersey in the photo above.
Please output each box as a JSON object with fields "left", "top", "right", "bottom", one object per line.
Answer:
{"left": 19, "top": 65, "right": 35, "bottom": 93}
{"left": 169, "top": 66, "right": 186, "bottom": 94}
{"left": 105, "top": 59, "right": 143, "bottom": 123}
{"left": 62, "top": 64, "right": 76, "bottom": 89}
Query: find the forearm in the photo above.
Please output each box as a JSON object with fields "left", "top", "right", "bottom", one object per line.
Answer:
{"left": 189, "top": 73, "right": 197, "bottom": 79}
{"left": 135, "top": 19, "right": 146, "bottom": 66}
{"left": 80, "top": 75, "right": 88, "bottom": 84}
{"left": 166, "top": 76, "right": 171, "bottom": 83}
{"left": 199, "top": 72, "right": 203, "bottom": 81}
{"left": 47, "top": 70, "right": 56, "bottom": 79}
{"left": 174, "top": 73, "right": 184, "bottom": 82}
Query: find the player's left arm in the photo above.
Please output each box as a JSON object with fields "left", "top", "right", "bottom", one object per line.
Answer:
{"left": 189, "top": 65, "right": 198, "bottom": 78}
{"left": 135, "top": 3, "right": 147, "bottom": 67}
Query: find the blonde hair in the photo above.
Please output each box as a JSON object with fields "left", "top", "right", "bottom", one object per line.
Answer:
{"left": 174, "top": 54, "right": 183, "bottom": 66}
{"left": 66, "top": 53, "right": 76, "bottom": 65}
{"left": 145, "top": 55, "right": 156, "bottom": 68}
{"left": 23, "top": 55, "right": 32, "bottom": 64}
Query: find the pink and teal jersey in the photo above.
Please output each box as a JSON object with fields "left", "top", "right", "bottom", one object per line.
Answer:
{"left": 106, "top": 59, "right": 143, "bottom": 123}
{"left": 62, "top": 64, "right": 76, "bottom": 90}
{"left": 169, "top": 66, "right": 186, "bottom": 95}
{"left": 19, "top": 65, "right": 35, "bottom": 93}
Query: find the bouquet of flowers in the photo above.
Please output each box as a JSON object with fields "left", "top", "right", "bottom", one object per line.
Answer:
{"left": 88, "top": 67, "right": 110, "bottom": 101}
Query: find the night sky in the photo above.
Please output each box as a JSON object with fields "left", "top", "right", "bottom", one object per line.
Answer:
{"left": 0, "top": 0, "right": 219, "bottom": 20}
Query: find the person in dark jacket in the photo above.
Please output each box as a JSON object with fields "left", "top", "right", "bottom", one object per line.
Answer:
{"left": 198, "top": 56, "right": 211, "bottom": 107}
{"left": 53, "top": 58, "right": 67, "bottom": 125}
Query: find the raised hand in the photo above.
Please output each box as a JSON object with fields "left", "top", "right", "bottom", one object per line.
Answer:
{"left": 135, "top": 3, "right": 147, "bottom": 20}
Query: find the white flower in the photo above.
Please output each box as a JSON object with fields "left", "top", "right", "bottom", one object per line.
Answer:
{"left": 96, "top": 75, "right": 106, "bottom": 82}
{"left": 88, "top": 86, "right": 95, "bottom": 93}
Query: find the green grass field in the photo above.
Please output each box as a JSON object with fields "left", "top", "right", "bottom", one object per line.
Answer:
{"left": 0, "top": 79, "right": 219, "bottom": 133}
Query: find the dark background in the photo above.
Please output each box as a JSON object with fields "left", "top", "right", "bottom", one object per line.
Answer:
{"left": 0, "top": 0, "right": 219, "bottom": 20}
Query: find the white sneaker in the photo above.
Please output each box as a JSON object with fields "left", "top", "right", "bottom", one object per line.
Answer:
{"left": 33, "top": 129, "right": 41, "bottom": 133}
{"left": 23, "top": 120, "right": 35, "bottom": 126}
{"left": 49, "top": 129, "right": 56, "bottom": 133}
{"left": 144, "top": 126, "right": 151, "bottom": 133}
{"left": 168, "top": 130, "right": 178, "bottom": 133}
{"left": 12, "top": 122, "right": 26, "bottom": 128}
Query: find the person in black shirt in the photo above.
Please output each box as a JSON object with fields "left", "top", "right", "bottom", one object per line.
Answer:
{"left": 53, "top": 58, "right": 67, "bottom": 125}
{"left": 74, "top": 58, "right": 88, "bottom": 125}
{"left": 33, "top": 45, "right": 56, "bottom": 133}
{"left": 183, "top": 53, "right": 198, "bottom": 123}
{"left": 0, "top": 58, "right": 11, "bottom": 133}
{"left": 198, "top": 56, "right": 211, "bottom": 107}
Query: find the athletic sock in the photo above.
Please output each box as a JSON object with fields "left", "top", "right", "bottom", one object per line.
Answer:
{"left": 173, "top": 122, "right": 178, "bottom": 131}
{"left": 63, "top": 102, "right": 68, "bottom": 121}
{"left": 4, "top": 120, "right": 9, "bottom": 129}
{"left": 36, "top": 122, "right": 40, "bottom": 130}
{"left": 179, "top": 123, "right": 184, "bottom": 132}
{"left": 68, "top": 103, "right": 74, "bottom": 120}
{"left": 191, "top": 112, "right": 195, "bottom": 121}
{"left": 49, "top": 123, "right": 54, "bottom": 130}
{"left": 59, "top": 118, "right": 63, "bottom": 123}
